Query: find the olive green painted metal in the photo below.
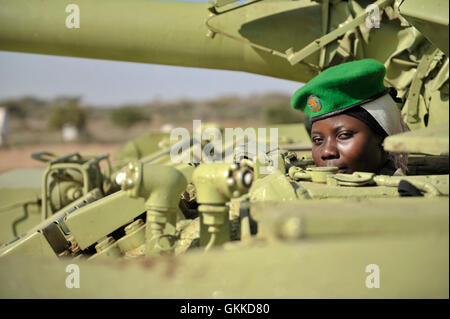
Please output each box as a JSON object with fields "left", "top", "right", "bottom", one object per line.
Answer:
{"left": 0, "top": 233, "right": 57, "bottom": 260}
{"left": 399, "top": 0, "right": 449, "bottom": 57}
{"left": 250, "top": 197, "right": 448, "bottom": 239}
{"left": 0, "top": 0, "right": 449, "bottom": 298}
{"left": 37, "top": 152, "right": 113, "bottom": 220}
{"left": 289, "top": 166, "right": 339, "bottom": 183}
{"left": 0, "top": 231, "right": 447, "bottom": 298}
{"left": 373, "top": 175, "right": 446, "bottom": 197}
{"left": 114, "top": 132, "right": 171, "bottom": 162}
{"left": 250, "top": 170, "right": 302, "bottom": 201}
{"left": 285, "top": 0, "right": 394, "bottom": 66}
{"left": 119, "top": 161, "right": 189, "bottom": 255}
{"left": 384, "top": 122, "right": 449, "bottom": 155}
{"left": 0, "top": 0, "right": 318, "bottom": 82}
{"left": 0, "top": 188, "right": 103, "bottom": 258}
{"left": 0, "top": 169, "right": 43, "bottom": 244}
{"left": 251, "top": 171, "right": 448, "bottom": 200}
{"left": 117, "top": 219, "right": 146, "bottom": 256}
{"left": 193, "top": 163, "right": 253, "bottom": 249}
{"left": 64, "top": 190, "right": 146, "bottom": 250}
{"left": 193, "top": 163, "right": 253, "bottom": 204}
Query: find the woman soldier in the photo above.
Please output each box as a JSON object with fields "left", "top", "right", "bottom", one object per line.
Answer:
{"left": 291, "top": 59, "right": 409, "bottom": 175}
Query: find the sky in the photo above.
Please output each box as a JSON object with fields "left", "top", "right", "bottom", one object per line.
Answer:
{"left": 0, "top": 51, "right": 303, "bottom": 107}
{"left": 0, "top": 0, "right": 305, "bottom": 107}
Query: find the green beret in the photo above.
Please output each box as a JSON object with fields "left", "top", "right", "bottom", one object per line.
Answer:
{"left": 291, "top": 59, "right": 388, "bottom": 120}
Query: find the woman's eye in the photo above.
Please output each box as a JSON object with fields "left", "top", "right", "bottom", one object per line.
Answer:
{"left": 337, "top": 131, "right": 354, "bottom": 140}
{"left": 312, "top": 137, "right": 323, "bottom": 145}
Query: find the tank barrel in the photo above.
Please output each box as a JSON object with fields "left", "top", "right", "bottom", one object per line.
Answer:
{"left": 0, "top": 0, "right": 322, "bottom": 82}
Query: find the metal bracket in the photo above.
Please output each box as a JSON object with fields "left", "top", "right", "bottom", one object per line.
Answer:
{"left": 405, "top": 48, "right": 444, "bottom": 124}
{"left": 329, "top": 172, "right": 376, "bottom": 187}
{"left": 286, "top": 0, "right": 394, "bottom": 66}
{"left": 40, "top": 222, "right": 69, "bottom": 255}
{"left": 40, "top": 153, "right": 111, "bottom": 220}
{"left": 205, "top": 0, "right": 321, "bottom": 71}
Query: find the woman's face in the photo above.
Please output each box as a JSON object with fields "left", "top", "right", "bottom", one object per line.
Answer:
{"left": 311, "top": 114, "right": 386, "bottom": 174}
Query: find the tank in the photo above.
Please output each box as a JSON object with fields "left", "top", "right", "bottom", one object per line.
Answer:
{"left": 0, "top": 0, "right": 448, "bottom": 299}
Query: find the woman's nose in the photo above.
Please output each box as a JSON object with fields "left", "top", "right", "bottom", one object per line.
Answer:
{"left": 321, "top": 139, "right": 339, "bottom": 160}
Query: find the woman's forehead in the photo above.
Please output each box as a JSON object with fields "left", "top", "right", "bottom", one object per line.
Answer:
{"left": 311, "top": 114, "right": 370, "bottom": 133}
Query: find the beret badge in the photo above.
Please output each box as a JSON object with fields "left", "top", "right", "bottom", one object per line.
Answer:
{"left": 307, "top": 95, "right": 321, "bottom": 112}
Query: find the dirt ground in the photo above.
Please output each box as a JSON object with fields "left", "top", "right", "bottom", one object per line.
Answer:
{"left": 0, "top": 143, "right": 122, "bottom": 174}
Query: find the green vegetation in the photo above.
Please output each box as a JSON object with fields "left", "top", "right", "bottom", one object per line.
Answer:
{"left": 148, "top": 93, "right": 305, "bottom": 125}
{"left": 47, "top": 98, "right": 87, "bottom": 130}
{"left": 0, "top": 92, "right": 305, "bottom": 145}
{"left": 1, "top": 97, "right": 45, "bottom": 119}
{"left": 110, "top": 106, "right": 150, "bottom": 128}
{"left": 263, "top": 103, "right": 305, "bottom": 125}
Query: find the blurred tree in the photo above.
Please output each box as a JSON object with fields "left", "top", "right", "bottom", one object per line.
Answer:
{"left": 110, "top": 106, "right": 150, "bottom": 128}
{"left": 0, "top": 96, "right": 47, "bottom": 119}
{"left": 47, "top": 97, "right": 87, "bottom": 130}
{"left": 263, "top": 103, "right": 305, "bottom": 125}
{"left": 1, "top": 100, "right": 27, "bottom": 118}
